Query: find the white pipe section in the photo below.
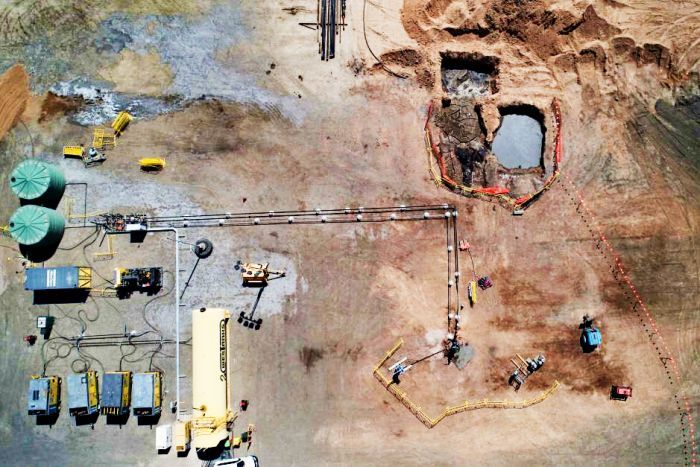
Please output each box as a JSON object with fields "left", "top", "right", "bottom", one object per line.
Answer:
{"left": 148, "top": 227, "right": 181, "bottom": 420}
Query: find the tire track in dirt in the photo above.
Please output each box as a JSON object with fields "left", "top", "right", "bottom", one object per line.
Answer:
{"left": 0, "top": 0, "right": 96, "bottom": 48}
{"left": 560, "top": 172, "right": 697, "bottom": 465}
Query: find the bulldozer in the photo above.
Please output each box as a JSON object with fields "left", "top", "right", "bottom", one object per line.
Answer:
{"left": 240, "top": 262, "right": 285, "bottom": 286}
{"left": 63, "top": 145, "right": 107, "bottom": 167}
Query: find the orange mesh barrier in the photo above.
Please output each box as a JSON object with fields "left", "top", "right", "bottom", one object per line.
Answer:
{"left": 426, "top": 99, "right": 563, "bottom": 210}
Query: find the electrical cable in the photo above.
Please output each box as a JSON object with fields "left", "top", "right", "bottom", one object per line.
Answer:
{"left": 142, "top": 270, "right": 175, "bottom": 335}
{"left": 362, "top": 0, "right": 409, "bottom": 79}
{"left": 57, "top": 227, "right": 99, "bottom": 251}
{"left": 81, "top": 227, "right": 115, "bottom": 285}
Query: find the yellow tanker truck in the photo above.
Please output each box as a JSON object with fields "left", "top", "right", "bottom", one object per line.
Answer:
{"left": 191, "top": 307, "right": 236, "bottom": 453}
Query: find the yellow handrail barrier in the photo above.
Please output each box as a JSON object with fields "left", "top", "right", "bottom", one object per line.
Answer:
{"left": 93, "top": 128, "right": 116, "bottom": 149}
{"left": 64, "top": 197, "right": 106, "bottom": 221}
{"left": 373, "top": 339, "right": 560, "bottom": 428}
{"left": 93, "top": 234, "right": 116, "bottom": 260}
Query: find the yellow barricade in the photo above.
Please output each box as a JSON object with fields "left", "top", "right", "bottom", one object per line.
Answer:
{"left": 373, "top": 339, "right": 560, "bottom": 428}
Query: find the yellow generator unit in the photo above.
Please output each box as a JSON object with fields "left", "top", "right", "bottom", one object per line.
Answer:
{"left": 139, "top": 158, "right": 166, "bottom": 172}
{"left": 132, "top": 372, "right": 162, "bottom": 417}
{"left": 67, "top": 371, "right": 99, "bottom": 417}
{"left": 28, "top": 375, "right": 61, "bottom": 416}
{"left": 111, "top": 111, "right": 132, "bottom": 135}
{"left": 63, "top": 146, "right": 85, "bottom": 159}
{"left": 101, "top": 371, "right": 132, "bottom": 416}
{"left": 191, "top": 307, "right": 236, "bottom": 451}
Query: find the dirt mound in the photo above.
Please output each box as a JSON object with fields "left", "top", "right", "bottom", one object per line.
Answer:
{"left": 571, "top": 5, "right": 621, "bottom": 41}
{"left": 374, "top": 48, "right": 435, "bottom": 88}
{"left": 0, "top": 64, "right": 29, "bottom": 142}
{"left": 379, "top": 48, "right": 423, "bottom": 67}
{"left": 39, "top": 92, "right": 84, "bottom": 123}
{"left": 401, "top": 1, "right": 687, "bottom": 90}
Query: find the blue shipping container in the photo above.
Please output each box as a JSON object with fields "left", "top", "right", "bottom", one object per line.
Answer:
{"left": 24, "top": 266, "right": 92, "bottom": 290}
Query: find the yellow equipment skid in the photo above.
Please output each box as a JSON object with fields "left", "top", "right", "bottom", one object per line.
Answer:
{"left": 139, "top": 158, "right": 166, "bottom": 171}
{"left": 63, "top": 146, "right": 84, "bottom": 159}
{"left": 468, "top": 281, "right": 477, "bottom": 305}
{"left": 111, "top": 111, "right": 133, "bottom": 135}
{"left": 101, "top": 371, "right": 132, "bottom": 416}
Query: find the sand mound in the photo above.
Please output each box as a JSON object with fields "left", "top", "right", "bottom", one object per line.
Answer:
{"left": 0, "top": 64, "right": 29, "bottom": 141}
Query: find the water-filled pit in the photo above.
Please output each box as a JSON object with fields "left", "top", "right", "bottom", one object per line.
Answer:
{"left": 492, "top": 106, "right": 545, "bottom": 169}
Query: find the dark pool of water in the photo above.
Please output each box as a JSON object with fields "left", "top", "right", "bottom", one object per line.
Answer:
{"left": 492, "top": 114, "right": 543, "bottom": 168}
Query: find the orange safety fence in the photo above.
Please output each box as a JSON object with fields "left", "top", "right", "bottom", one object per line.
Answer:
{"left": 561, "top": 174, "right": 697, "bottom": 465}
{"left": 425, "top": 99, "right": 563, "bottom": 211}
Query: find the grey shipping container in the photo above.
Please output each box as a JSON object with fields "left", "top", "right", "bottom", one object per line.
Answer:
{"left": 24, "top": 266, "right": 92, "bottom": 290}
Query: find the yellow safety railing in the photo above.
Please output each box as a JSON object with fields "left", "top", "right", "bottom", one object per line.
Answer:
{"left": 89, "top": 288, "right": 118, "bottom": 297}
{"left": 373, "top": 339, "right": 560, "bottom": 428}
{"left": 93, "top": 234, "right": 116, "bottom": 260}
{"left": 64, "top": 197, "right": 105, "bottom": 221}
{"left": 191, "top": 410, "right": 237, "bottom": 432}
{"left": 92, "top": 128, "right": 116, "bottom": 149}
{"left": 425, "top": 132, "right": 443, "bottom": 189}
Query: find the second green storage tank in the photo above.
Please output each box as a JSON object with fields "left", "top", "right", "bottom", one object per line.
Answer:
{"left": 9, "top": 205, "right": 65, "bottom": 248}
{"left": 9, "top": 159, "right": 65, "bottom": 206}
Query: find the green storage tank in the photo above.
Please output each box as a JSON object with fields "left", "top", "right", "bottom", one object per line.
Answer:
{"left": 9, "top": 205, "right": 65, "bottom": 248}
{"left": 9, "top": 159, "right": 66, "bottom": 206}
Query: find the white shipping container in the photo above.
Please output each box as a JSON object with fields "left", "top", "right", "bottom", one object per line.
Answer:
{"left": 156, "top": 424, "right": 172, "bottom": 452}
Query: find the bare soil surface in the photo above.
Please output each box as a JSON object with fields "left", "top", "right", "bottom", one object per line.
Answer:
{"left": 0, "top": 65, "right": 28, "bottom": 141}
{"left": 0, "top": 1, "right": 698, "bottom": 466}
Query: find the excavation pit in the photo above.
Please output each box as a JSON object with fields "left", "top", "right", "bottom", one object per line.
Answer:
{"left": 427, "top": 99, "right": 557, "bottom": 202}
{"left": 492, "top": 105, "right": 546, "bottom": 170}
{"left": 440, "top": 52, "right": 499, "bottom": 98}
